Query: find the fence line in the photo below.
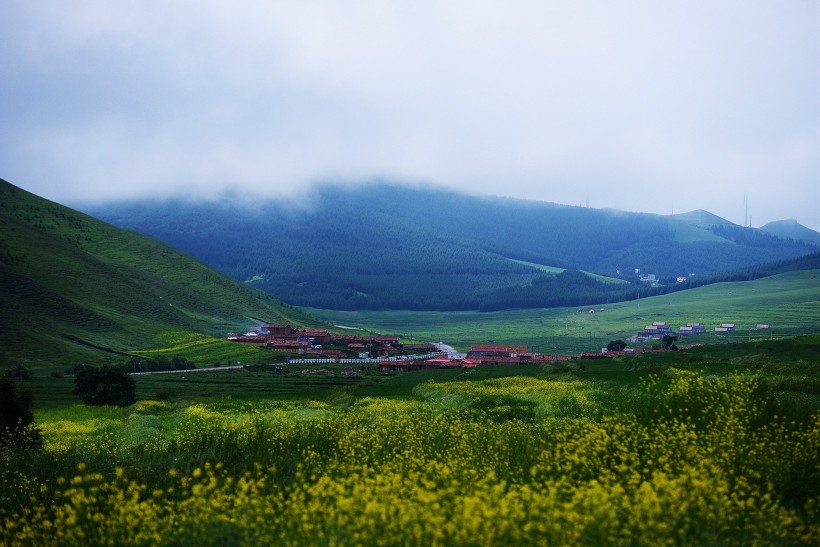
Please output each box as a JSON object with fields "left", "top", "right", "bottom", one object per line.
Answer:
{"left": 288, "top": 353, "right": 438, "bottom": 365}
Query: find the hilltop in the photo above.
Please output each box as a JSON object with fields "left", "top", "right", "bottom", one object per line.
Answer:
{"left": 761, "top": 219, "right": 820, "bottom": 246}
{"left": 0, "top": 178, "right": 318, "bottom": 370}
{"left": 82, "top": 182, "right": 818, "bottom": 311}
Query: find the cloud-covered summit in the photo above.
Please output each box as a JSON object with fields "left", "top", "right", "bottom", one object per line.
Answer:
{"left": 1, "top": 1, "right": 817, "bottom": 229}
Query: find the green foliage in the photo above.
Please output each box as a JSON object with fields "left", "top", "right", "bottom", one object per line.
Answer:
{"left": 125, "top": 355, "right": 195, "bottom": 373}
{"left": 607, "top": 339, "right": 627, "bottom": 351}
{"left": 661, "top": 334, "right": 679, "bottom": 350}
{"left": 73, "top": 366, "right": 136, "bottom": 407}
{"left": 0, "top": 375, "right": 42, "bottom": 447}
{"left": 2, "top": 350, "right": 818, "bottom": 544}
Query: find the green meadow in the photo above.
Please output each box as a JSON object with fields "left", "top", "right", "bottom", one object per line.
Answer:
{"left": 307, "top": 269, "right": 820, "bottom": 353}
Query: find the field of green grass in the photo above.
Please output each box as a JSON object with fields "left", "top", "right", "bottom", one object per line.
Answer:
{"left": 307, "top": 269, "right": 820, "bottom": 353}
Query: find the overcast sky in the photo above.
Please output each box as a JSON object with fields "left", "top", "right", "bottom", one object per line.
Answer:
{"left": 2, "top": 1, "right": 817, "bottom": 229}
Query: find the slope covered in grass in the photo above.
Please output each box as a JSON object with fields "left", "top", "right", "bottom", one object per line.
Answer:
{"left": 0, "top": 178, "right": 317, "bottom": 370}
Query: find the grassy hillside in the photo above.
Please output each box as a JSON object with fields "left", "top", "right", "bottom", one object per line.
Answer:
{"left": 82, "top": 183, "right": 818, "bottom": 311}
{"left": 762, "top": 219, "right": 820, "bottom": 246}
{"left": 307, "top": 269, "right": 820, "bottom": 353}
{"left": 0, "top": 178, "right": 318, "bottom": 371}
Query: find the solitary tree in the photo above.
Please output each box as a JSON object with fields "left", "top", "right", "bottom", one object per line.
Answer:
{"left": 607, "top": 340, "right": 627, "bottom": 352}
{"left": 661, "top": 334, "right": 679, "bottom": 351}
{"left": 74, "top": 365, "right": 136, "bottom": 406}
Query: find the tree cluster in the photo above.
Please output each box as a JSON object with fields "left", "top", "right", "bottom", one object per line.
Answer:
{"left": 0, "top": 374, "right": 42, "bottom": 447}
{"left": 124, "top": 355, "right": 194, "bottom": 373}
{"left": 74, "top": 365, "right": 136, "bottom": 407}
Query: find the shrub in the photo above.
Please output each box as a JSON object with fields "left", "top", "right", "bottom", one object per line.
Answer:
{"left": 0, "top": 375, "right": 42, "bottom": 447}
{"left": 74, "top": 365, "right": 136, "bottom": 406}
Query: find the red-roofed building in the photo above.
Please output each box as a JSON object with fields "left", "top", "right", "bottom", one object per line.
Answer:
{"left": 267, "top": 340, "right": 304, "bottom": 352}
{"left": 470, "top": 344, "right": 528, "bottom": 357}
{"left": 402, "top": 343, "right": 439, "bottom": 352}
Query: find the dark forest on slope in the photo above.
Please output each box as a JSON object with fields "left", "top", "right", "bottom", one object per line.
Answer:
{"left": 83, "top": 183, "right": 818, "bottom": 311}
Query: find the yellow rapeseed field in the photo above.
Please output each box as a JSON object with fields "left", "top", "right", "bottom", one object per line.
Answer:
{"left": 2, "top": 371, "right": 818, "bottom": 545}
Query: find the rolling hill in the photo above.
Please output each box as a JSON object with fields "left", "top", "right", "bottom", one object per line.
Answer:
{"left": 0, "top": 178, "right": 318, "bottom": 371}
{"left": 82, "top": 182, "right": 818, "bottom": 311}
{"left": 761, "top": 219, "right": 820, "bottom": 246}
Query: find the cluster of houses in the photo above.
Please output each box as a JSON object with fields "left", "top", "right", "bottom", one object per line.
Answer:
{"left": 228, "top": 325, "right": 577, "bottom": 370}
{"left": 375, "top": 344, "right": 573, "bottom": 371}
{"left": 632, "top": 321, "right": 769, "bottom": 342}
{"left": 228, "top": 323, "right": 438, "bottom": 361}
{"left": 634, "top": 321, "right": 714, "bottom": 341}
{"left": 228, "top": 319, "right": 773, "bottom": 373}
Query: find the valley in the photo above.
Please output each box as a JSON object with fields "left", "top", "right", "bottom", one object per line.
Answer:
{"left": 2, "top": 178, "right": 819, "bottom": 544}
{"left": 306, "top": 269, "right": 820, "bottom": 353}
{"left": 4, "top": 3, "right": 817, "bottom": 541}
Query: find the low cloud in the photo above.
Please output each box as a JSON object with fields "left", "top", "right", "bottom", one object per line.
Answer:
{"left": 1, "top": 1, "right": 817, "bottom": 229}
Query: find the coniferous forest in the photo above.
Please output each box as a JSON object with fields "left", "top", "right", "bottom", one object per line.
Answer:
{"left": 84, "top": 183, "right": 818, "bottom": 311}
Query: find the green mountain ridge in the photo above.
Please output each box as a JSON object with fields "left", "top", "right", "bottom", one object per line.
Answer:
{"left": 82, "top": 182, "right": 818, "bottom": 311}
{"left": 761, "top": 219, "right": 820, "bottom": 246}
{"left": 0, "top": 178, "right": 317, "bottom": 370}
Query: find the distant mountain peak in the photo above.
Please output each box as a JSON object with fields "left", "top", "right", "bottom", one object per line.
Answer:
{"left": 669, "top": 209, "right": 735, "bottom": 228}
{"left": 761, "top": 219, "right": 820, "bottom": 246}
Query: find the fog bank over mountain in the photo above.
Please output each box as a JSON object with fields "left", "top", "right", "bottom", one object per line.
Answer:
{"left": 2, "top": 1, "right": 817, "bottom": 230}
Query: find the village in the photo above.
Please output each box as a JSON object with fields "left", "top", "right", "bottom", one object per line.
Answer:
{"left": 228, "top": 323, "right": 577, "bottom": 371}
{"left": 629, "top": 320, "right": 769, "bottom": 343}
{"left": 228, "top": 322, "right": 750, "bottom": 372}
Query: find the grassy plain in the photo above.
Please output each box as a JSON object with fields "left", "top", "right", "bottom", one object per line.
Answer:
{"left": 23, "top": 268, "right": 817, "bottom": 409}
{"left": 307, "top": 269, "right": 820, "bottom": 352}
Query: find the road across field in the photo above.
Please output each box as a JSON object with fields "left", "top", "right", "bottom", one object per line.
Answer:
{"left": 129, "top": 365, "right": 244, "bottom": 375}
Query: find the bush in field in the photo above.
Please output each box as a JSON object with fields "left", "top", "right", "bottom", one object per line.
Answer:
{"left": 74, "top": 365, "right": 136, "bottom": 406}
{"left": 0, "top": 375, "right": 42, "bottom": 447}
